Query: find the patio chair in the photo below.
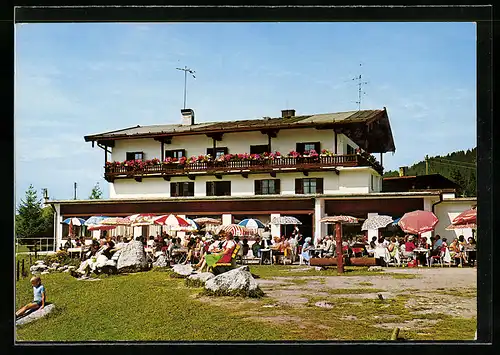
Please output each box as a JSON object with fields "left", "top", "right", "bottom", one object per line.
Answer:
{"left": 212, "top": 243, "right": 241, "bottom": 275}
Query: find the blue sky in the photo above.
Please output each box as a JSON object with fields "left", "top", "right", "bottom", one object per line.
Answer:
{"left": 14, "top": 22, "right": 476, "bottom": 204}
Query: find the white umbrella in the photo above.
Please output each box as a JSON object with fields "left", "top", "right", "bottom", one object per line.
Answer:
{"left": 271, "top": 216, "right": 302, "bottom": 225}
{"left": 361, "top": 215, "right": 394, "bottom": 231}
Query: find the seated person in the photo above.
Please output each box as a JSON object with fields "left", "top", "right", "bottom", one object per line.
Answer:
{"left": 147, "top": 236, "right": 155, "bottom": 249}
{"left": 466, "top": 237, "right": 477, "bottom": 266}
{"left": 75, "top": 240, "right": 115, "bottom": 277}
{"left": 272, "top": 236, "right": 289, "bottom": 264}
{"left": 16, "top": 276, "right": 46, "bottom": 319}
{"left": 300, "top": 237, "right": 313, "bottom": 265}
{"left": 195, "top": 233, "right": 235, "bottom": 272}
{"left": 252, "top": 237, "right": 262, "bottom": 258}
{"left": 322, "top": 236, "right": 335, "bottom": 258}
{"left": 241, "top": 239, "right": 250, "bottom": 256}
{"left": 403, "top": 236, "right": 416, "bottom": 259}
{"left": 63, "top": 237, "right": 73, "bottom": 250}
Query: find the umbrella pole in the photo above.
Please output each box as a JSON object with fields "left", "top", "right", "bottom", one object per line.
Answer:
{"left": 335, "top": 222, "right": 344, "bottom": 274}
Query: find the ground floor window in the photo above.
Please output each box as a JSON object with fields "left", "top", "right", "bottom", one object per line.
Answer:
{"left": 255, "top": 179, "right": 281, "bottom": 195}
{"left": 295, "top": 178, "right": 324, "bottom": 194}
{"left": 170, "top": 182, "right": 194, "bottom": 197}
{"left": 206, "top": 181, "right": 231, "bottom": 196}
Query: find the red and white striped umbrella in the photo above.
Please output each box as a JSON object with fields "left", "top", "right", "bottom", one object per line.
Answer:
{"left": 398, "top": 210, "right": 438, "bottom": 235}
{"left": 320, "top": 215, "right": 359, "bottom": 224}
{"left": 446, "top": 222, "right": 477, "bottom": 230}
{"left": 451, "top": 209, "right": 476, "bottom": 225}
{"left": 217, "top": 224, "right": 253, "bottom": 236}
{"left": 153, "top": 214, "right": 190, "bottom": 227}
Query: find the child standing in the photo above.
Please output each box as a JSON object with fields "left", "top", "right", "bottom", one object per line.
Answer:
{"left": 16, "top": 276, "right": 46, "bottom": 319}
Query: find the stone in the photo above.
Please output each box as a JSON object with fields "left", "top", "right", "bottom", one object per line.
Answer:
{"left": 315, "top": 301, "right": 334, "bottom": 309}
{"left": 35, "top": 260, "right": 45, "bottom": 265}
{"left": 16, "top": 304, "right": 55, "bottom": 326}
{"left": 172, "top": 264, "right": 194, "bottom": 277}
{"left": 41, "top": 271, "right": 50, "bottom": 275}
{"left": 368, "top": 266, "right": 384, "bottom": 272}
{"left": 152, "top": 254, "right": 169, "bottom": 268}
{"left": 188, "top": 272, "right": 215, "bottom": 284}
{"left": 67, "top": 266, "right": 76, "bottom": 270}
{"left": 51, "top": 263, "right": 60, "bottom": 268}
{"left": 30, "top": 264, "right": 48, "bottom": 272}
{"left": 315, "top": 266, "right": 324, "bottom": 271}
{"left": 63, "top": 269, "right": 70, "bottom": 273}
{"left": 204, "top": 266, "right": 264, "bottom": 297}
{"left": 57, "top": 267, "right": 66, "bottom": 271}
{"left": 116, "top": 241, "right": 148, "bottom": 273}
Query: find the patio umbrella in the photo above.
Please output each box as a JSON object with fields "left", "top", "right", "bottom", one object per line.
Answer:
{"left": 62, "top": 217, "right": 86, "bottom": 226}
{"left": 320, "top": 215, "right": 359, "bottom": 274}
{"left": 392, "top": 217, "right": 401, "bottom": 225}
{"left": 445, "top": 222, "right": 477, "bottom": 230}
{"left": 217, "top": 224, "right": 253, "bottom": 237}
{"left": 271, "top": 216, "right": 302, "bottom": 225}
{"left": 238, "top": 218, "right": 266, "bottom": 229}
{"left": 171, "top": 218, "right": 199, "bottom": 231}
{"left": 84, "top": 216, "right": 110, "bottom": 226}
{"left": 100, "top": 217, "right": 132, "bottom": 226}
{"left": 361, "top": 215, "right": 394, "bottom": 231}
{"left": 451, "top": 209, "right": 476, "bottom": 225}
{"left": 68, "top": 218, "right": 74, "bottom": 237}
{"left": 193, "top": 217, "right": 221, "bottom": 225}
{"left": 88, "top": 225, "right": 117, "bottom": 231}
{"left": 398, "top": 210, "right": 438, "bottom": 235}
{"left": 153, "top": 214, "right": 190, "bottom": 227}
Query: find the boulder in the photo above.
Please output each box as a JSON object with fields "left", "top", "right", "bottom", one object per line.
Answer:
{"left": 51, "top": 263, "right": 60, "bottom": 268}
{"left": 171, "top": 264, "right": 194, "bottom": 277}
{"left": 204, "top": 266, "right": 264, "bottom": 297}
{"left": 152, "top": 254, "right": 169, "bottom": 268}
{"left": 35, "top": 260, "right": 45, "bottom": 265}
{"left": 30, "top": 264, "right": 48, "bottom": 272}
{"left": 116, "top": 241, "right": 148, "bottom": 273}
{"left": 67, "top": 266, "right": 76, "bottom": 270}
{"left": 16, "top": 304, "right": 55, "bottom": 326}
{"left": 57, "top": 267, "right": 66, "bottom": 271}
{"left": 368, "top": 266, "right": 384, "bottom": 272}
{"left": 187, "top": 272, "right": 215, "bottom": 285}
{"left": 41, "top": 271, "right": 50, "bottom": 275}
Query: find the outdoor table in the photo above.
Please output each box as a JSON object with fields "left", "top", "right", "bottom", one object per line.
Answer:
{"left": 260, "top": 248, "right": 273, "bottom": 265}
{"left": 465, "top": 248, "right": 477, "bottom": 266}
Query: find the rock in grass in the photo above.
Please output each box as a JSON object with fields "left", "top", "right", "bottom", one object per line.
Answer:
{"left": 116, "top": 241, "right": 148, "bottom": 273}
{"left": 171, "top": 264, "right": 194, "bottom": 277}
{"left": 204, "top": 266, "right": 264, "bottom": 298}
{"left": 152, "top": 254, "right": 168, "bottom": 268}
{"left": 368, "top": 266, "right": 384, "bottom": 272}
{"left": 315, "top": 301, "right": 333, "bottom": 309}
{"left": 16, "top": 304, "right": 55, "bottom": 326}
{"left": 186, "top": 272, "right": 215, "bottom": 287}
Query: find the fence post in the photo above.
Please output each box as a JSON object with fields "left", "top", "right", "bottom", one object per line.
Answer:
{"left": 22, "top": 259, "right": 25, "bottom": 278}
{"left": 17, "top": 260, "right": 20, "bottom": 281}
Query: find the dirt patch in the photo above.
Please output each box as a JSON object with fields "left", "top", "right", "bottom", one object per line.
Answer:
{"left": 248, "top": 315, "right": 306, "bottom": 328}
{"left": 373, "top": 319, "right": 440, "bottom": 330}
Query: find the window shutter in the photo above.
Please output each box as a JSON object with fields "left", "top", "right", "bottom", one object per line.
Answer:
{"left": 139, "top": 151, "right": 144, "bottom": 160}
{"left": 295, "top": 179, "right": 304, "bottom": 194}
{"left": 206, "top": 181, "right": 214, "bottom": 196}
{"left": 165, "top": 150, "right": 173, "bottom": 158}
{"left": 179, "top": 149, "right": 186, "bottom": 158}
{"left": 206, "top": 148, "right": 214, "bottom": 156}
{"left": 224, "top": 181, "right": 231, "bottom": 196}
{"left": 126, "top": 152, "right": 134, "bottom": 161}
{"left": 314, "top": 142, "right": 321, "bottom": 153}
{"left": 296, "top": 143, "right": 305, "bottom": 154}
{"left": 274, "top": 179, "right": 281, "bottom": 194}
{"left": 170, "top": 182, "right": 177, "bottom": 197}
{"left": 222, "top": 147, "right": 229, "bottom": 155}
{"left": 254, "top": 180, "right": 262, "bottom": 195}
{"left": 316, "top": 178, "right": 324, "bottom": 194}
{"left": 187, "top": 182, "right": 194, "bottom": 196}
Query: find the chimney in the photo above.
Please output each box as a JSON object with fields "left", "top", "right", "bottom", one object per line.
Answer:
{"left": 281, "top": 109, "right": 295, "bottom": 118}
{"left": 181, "top": 108, "right": 195, "bottom": 125}
{"left": 399, "top": 166, "right": 408, "bottom": 177}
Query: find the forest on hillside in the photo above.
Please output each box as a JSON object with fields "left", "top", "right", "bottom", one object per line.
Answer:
{"left": 383, "top": 147, "right": 476, "bottom": 197}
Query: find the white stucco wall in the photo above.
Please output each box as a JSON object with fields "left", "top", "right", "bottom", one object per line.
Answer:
{"left": 110, "top": 130, "right": 358, "bottom": 161}
{"left": 109, "top": 167, "right": 379, "bottom": 198}
{"left": 434, "top": 200, "right": 476, "bottom": 241}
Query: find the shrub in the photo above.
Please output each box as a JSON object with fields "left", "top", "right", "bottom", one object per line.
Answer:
{"left": 44, "top": 250, "right": 70, "bottom": 265}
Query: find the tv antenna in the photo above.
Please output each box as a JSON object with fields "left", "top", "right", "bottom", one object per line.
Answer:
{"left": 351, "top": 63, "right": 368, "bottom": 111}
{"left": 176, "top": 65, "right": 196, "bottom": 109}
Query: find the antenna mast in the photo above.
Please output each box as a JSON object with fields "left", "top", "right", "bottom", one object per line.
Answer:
{"left": 351, "top": 63, "right": 368, "bottom": 111}
{"left": 176, "top": 65, "right": 196, "bottom": 109}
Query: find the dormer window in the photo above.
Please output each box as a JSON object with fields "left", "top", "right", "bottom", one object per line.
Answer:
{"left": 296, "top": 142, "right": 320, "bottom": 154}
{"left": 126, "top": 152, "right": 144, "bottom": 160}
{"left": 165, "top": 149, "right": 186, "bottom": 159}
{"left": 207, "top": 147, "right": 228, "bottom": 158}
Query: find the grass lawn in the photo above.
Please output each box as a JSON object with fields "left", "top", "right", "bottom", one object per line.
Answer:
{"left": 15, "top": 264, "right": 476, "bottom": 342}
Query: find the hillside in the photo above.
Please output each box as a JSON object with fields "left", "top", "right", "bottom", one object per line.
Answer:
{"left": 383, "top": 147, "right": 476, "bottom": 197}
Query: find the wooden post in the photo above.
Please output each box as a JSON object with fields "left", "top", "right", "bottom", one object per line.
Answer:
{"left": 391, "top": 327, "right": 400, "bottom": 340}
{"left": 333, "top": 129, "right": 337, "bottom": 154}
{"left": 335, "top": 222, "right": 344, "bottom": 274}
{"left": 17, "top": 260, "right": 20, "bottom": 281}
{"left": 22, "top": 259, "right": 25, "bottom": 278}
{"left": 161, "top": 140, "right": 165, "bottom": 162}
{"left": 268, "top": 133, "right": 272, "bottom": 152}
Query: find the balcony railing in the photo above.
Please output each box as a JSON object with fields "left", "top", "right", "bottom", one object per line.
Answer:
{"left": 104, "top": 154, "right": 383, "bottom": 181}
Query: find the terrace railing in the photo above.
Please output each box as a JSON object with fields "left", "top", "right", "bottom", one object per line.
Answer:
{"left": 104, "top": 154, "right": 383, "bottom": 180}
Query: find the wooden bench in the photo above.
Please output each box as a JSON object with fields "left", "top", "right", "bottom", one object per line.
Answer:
{"left": 309, "top": 257, "right": 377, "bottom": 267}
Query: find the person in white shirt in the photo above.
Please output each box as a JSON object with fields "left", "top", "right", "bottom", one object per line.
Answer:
{"left": 261, "top": 227, "right": 272, "bottom": 248}
{"left": 323, "top": 236, "right": 335, "bottom": 258}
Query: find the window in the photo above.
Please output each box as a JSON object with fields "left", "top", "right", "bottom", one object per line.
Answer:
{"left": 250, "top": 145, "right": 270, "bottom": 155}
{"left": 206, "top": 181, "right": 231, "bottom": 196}
{"left": 255, "top": 179, "right": 281, "bottom": 195}
{"left": 295, "top": 178, "right": 324, "bottom": 194}
{"left": 296, "top": 142, "right": 320, "bottom": 154}
{"left": 207, "top": 147, "right": 228, "bottom": 158}
{"left": 126, "top": 152, "right": 144, "bottom": 161}
{"left": 165, "top": 149, "right": 186, "bottom": 159}
{"left": 346, "top": 144, "right": 356, "bottom": 155}
{"left": 170, "top": 182, "right": 194, "bottom": 197}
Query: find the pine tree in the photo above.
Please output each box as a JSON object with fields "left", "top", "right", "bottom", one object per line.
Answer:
{"left": 450, "top": 169, "right": 465, "bottom": 197}
{"left": 89, "top": 182, "right": 103, "bottom": 199}
{"left": 16, "top": 185, "right": 50, "bottom": 241}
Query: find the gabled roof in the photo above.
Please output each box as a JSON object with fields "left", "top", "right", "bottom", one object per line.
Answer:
{"left": 84, "top": 108, "right": 396, "bottom": 153}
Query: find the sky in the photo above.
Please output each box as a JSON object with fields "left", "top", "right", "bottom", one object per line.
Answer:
{"left": 14, "top": 22, "right": 476, "bottom": 204}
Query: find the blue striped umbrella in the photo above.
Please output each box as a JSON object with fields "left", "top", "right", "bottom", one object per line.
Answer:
{"left": 238, "top": 218, "right": 266, "bottom": 229}
{"left": 392, "top": 217, "right": 401, "bottom": 225}
{"left": 62, "top": 217, "right": 86, "bottom": 226}
{"left": 84, "top": 216, "right": 110, "bottom": 226}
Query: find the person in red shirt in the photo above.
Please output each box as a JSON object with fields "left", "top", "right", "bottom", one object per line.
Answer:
{"left": 402, "top": 235, "right": 416, "bottom": 260}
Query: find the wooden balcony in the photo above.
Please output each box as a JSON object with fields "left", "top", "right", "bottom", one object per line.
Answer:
{"left": 104, "top": 154, "right": 383, "bottom": 182}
